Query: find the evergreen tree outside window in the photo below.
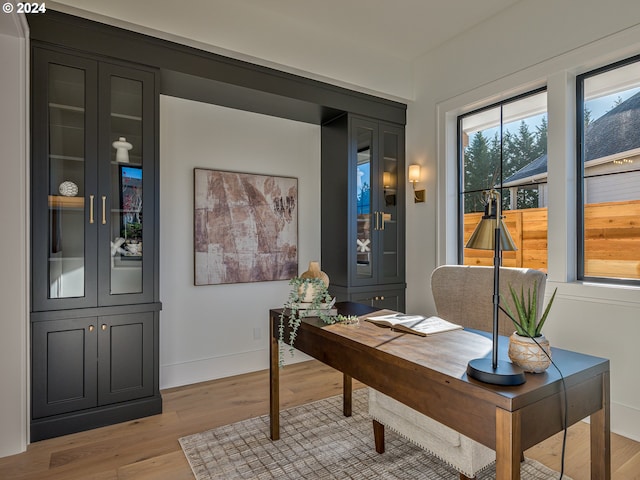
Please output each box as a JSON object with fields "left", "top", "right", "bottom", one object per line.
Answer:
{"left": 458, "top": 89, "right": 548, "bottom": 267}
{"left": 577, "top": 57, "right": 640, "bottom": 284}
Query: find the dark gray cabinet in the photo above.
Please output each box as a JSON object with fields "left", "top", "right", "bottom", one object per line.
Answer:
{"left": 321, "top": 114, "right": 406, "bottom": 310}
{"left": 30, "top": 46, "right": 161, "bottom": 441}
{"left": 32, "top": 312, "right": 155, "bottom": 419}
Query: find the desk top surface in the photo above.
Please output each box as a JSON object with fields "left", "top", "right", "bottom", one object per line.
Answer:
{"left": 271, "top": 301, "right": 609, "bottom": 410}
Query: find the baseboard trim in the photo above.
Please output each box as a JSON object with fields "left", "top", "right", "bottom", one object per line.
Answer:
{"left": 160, "top": 348, "right": 311, "bottom": 389}
{"left": 30, "top": 395, "right": 162, "bottom": 442}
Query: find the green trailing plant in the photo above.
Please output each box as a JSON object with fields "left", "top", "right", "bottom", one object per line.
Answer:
{"left": 502, "top": 281, "right": 557, "bottom": 337}
{"left": 278, "top": 277, "right": 357, "bottom": 367}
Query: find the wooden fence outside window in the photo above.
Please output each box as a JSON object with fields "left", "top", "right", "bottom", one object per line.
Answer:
{"left": 463, "top": 199, "right": 640, "bottom": 280}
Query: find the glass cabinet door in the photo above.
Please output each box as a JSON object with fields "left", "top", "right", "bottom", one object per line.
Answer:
{"left": 48, "top": 65, "right": 87, "bottom": 299}
{"left": 108, "top": 75, "right": 144, "bottom": 295}
{"left": 98, "top": 63, "right": 155, "bottom": 305}
{"left": 349, "top": 118, "right": 404, "bottom": 287}
{"left": 32, "top": 49, "right": 98, "bottom": 311}
{"left": 353, "top": 120, "right": 377, "bottom": 283}
{"left": 379, "top": 124, "right": 405, "bottom": 284}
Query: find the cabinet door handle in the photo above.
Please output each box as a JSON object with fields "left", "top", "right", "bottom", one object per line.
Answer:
{"left": 374, "top": 211, "right": 380, "bottom": 230}
{"left": 380, "top": 212, "right": 385, "bottom": 230}
{"left": 89, "top": 195, "right": 95, "bottom": 224}
{"left": 101, "top": 324, "right": 107, "bottom": 331}
{"left": 101, "top": 196, "right": 107, "bottom": 225}
{"left": 88, "top": 325, "right": 95, "bottom": 332}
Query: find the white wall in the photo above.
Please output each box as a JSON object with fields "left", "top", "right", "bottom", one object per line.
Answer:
{"left": 0, "top": 15, "right": 29, "bottom": 456}
{"left": 407, "top": 0, "right": 640, "bottom": 441}
{"left": 159, "top": 96, "right": 319, "bottom": 388}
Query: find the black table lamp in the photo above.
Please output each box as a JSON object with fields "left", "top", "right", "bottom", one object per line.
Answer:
{"left": 465, "top": 190, "right": 526, "bottom": 386}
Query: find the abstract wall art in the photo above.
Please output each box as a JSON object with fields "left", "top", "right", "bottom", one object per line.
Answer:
{"left": 194, "top": 168, "right": 298, "bottom": 285}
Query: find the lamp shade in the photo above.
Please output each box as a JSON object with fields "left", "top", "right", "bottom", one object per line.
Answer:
{"left": 408, "top": 164, "right": 420, "bottom": 183}
{"left": 466, "top": 216, "right": 517, "bottom": 251}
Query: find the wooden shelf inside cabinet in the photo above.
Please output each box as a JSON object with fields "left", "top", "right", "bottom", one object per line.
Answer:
{"left": 48, "top": 195, "right": 84, "bottom": 209}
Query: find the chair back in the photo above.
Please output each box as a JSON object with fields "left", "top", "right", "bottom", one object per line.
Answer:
{"left": 431, "top": 265, "right": 547, "bottom": 337}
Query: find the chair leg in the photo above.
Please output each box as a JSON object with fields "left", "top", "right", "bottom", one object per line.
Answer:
{"left": 372, "top": 419, "right": 385, "bottom": 454}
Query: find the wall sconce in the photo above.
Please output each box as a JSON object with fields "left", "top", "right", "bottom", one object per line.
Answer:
{"left": 408, "top": 164, "right": 425, "bottom": 203}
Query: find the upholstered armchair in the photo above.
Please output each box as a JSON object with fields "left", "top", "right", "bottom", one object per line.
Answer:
{"left": 368, "top": 265, "right": 547, "bottom": 480}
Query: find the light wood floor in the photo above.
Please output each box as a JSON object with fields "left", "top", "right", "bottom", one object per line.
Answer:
{"left": 1, "top": 360, "right": 638, "bottom": 479}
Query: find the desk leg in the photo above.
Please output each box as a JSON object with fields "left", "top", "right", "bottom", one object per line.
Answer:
{"left": 269, "top": 317, "right": 280, "bottom": 440}
{"left": 495, "top": 408, "right": 521, "bottom": 480}
{"left": 343, "top": 374, "right": 352, "bottom": 417}
{"left": 590, "top": 371, "right": 611, "bottom": 479}
{"left": 373, "top": 419, "right": 385, "bottom": 453}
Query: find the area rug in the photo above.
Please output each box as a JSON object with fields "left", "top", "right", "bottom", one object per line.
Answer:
{"left": 179, "top": 389, "right": 569, "bottom": 479}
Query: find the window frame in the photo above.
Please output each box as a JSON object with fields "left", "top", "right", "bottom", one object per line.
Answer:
{"left": 576, "top": 54, "right": 640, "bottom": 286}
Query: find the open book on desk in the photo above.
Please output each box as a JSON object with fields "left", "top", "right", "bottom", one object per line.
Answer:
{"left": 365, "top": 314, "right": 463, "bottom": 337}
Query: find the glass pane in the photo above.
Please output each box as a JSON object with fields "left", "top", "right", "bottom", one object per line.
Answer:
{"left": 382, "top": 130, "right": 399, "bottom": 279}
{"left": 48, "top": 64, "right": 86, "bottom": 299}
{"left": 461, "top": 106, "right": 501, "bottom": 212}
{"left": 582, "top": 62, "right": 640, "bottom": 280}
{"left": 355, "top": 127, "right": 373, "bottom": 280}
{"left": 502, "top": 92, "right": 548, "bottom": 210}
{"left": 460, "top": 91, "right": 548, "bottom": 272}
{"left": 110, "top": 76, "right": 143, "bottom": 294}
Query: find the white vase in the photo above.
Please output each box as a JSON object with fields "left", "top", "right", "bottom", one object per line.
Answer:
{"left": 112, "top": 137, "right": 132, "bottom": 163}
{"left": 508, "top": 333, "right": 552, "bottom": 373}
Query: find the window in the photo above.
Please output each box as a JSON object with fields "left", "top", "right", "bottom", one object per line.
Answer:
{"left": 577, "top": 57, "right": 640, "bottom": 284}
{"left": 458, "top": 89, "right": 548, "bottom": 269}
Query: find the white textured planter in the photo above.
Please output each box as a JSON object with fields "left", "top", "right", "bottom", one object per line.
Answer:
{"left": 508, "top": 333, "right": 552, "bottom": 373}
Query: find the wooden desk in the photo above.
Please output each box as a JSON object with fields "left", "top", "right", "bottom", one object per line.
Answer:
{"left": 269, "top": 302, "right": 611, "bottom": 480}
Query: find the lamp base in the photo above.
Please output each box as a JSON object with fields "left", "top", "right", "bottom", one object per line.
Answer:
{"left": 467, "top": 358, "right": 526, "bottom": 386}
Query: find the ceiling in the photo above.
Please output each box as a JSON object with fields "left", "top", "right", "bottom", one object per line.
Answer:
{"left": 47, "top": 0, "right": 522, "bottom": 99}
{"left": 50, "top": 0, "right": 520, "bottom": 61}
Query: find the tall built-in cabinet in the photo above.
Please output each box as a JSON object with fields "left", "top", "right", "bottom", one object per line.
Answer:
{"left": 321, "top": 114, "right": 406, "bottom": 311}
{"left": 30, "top": 46, "right": 161, "bottom": 441}
{"left": 27, "top": 9, "right": 405, "bottom": 442}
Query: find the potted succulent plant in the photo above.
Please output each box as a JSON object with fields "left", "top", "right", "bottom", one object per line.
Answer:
{"left": 502, "top": 282, "right": 557, "bottom": 373}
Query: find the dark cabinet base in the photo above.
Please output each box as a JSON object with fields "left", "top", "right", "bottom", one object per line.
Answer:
{"left": 31, "top": 394, "right": 162, "bottom": 442}
{"left": 31, "top": 307, "right": 161, "bottom": 441}
{"left": 330, "top": 284, "right": 406, "bottom": 312}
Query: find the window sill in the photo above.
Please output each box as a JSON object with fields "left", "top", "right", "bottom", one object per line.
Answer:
{"left": 547, "top": 280, "right": 640, "bottom": 307}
